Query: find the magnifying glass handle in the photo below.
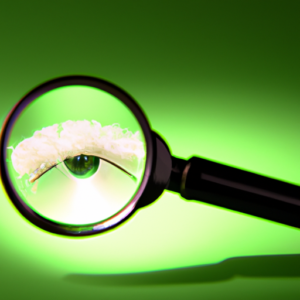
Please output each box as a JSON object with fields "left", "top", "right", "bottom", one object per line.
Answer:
{"left": 167, "top": 156, "right": 300, "bottom": 229}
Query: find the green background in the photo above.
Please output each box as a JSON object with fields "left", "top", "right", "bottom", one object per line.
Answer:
{"left": 0, "top": 1, "right": 300, "bottom": 299}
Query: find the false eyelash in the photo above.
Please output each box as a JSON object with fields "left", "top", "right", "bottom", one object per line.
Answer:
{"left": 8, "top": 120, "right": 146, "bottom": 181}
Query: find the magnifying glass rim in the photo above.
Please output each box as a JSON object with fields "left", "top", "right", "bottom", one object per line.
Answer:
{"left": 0, "top": 75, "right": 153, "bottom": 236}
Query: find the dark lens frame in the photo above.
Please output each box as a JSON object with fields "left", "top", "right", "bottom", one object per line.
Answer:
{"left": 0, "top": 75, "right": 153, "bottom": 236}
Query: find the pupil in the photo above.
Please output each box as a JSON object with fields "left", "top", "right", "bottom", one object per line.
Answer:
{"left": 64, "top": 155, "right": 100, "bottom": 178}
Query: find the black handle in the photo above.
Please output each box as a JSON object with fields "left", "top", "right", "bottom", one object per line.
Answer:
{"left": 166, "top": 156, "right": 300, "bottom": 229}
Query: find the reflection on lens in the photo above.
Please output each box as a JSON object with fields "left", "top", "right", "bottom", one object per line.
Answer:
{"left": 5, "top": 85, "right": 147, "bottom": 226}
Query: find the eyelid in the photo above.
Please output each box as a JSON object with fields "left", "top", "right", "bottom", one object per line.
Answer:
{"left": 28, "top": 154, "right": 136, "bottom": 183}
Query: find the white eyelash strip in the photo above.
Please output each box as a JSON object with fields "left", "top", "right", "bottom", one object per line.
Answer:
{"left": 8, "top": 120, "right": 146, "bottom": 181}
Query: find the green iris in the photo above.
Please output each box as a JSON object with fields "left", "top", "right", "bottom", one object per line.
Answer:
{"left": 64, "top": 155, "right": 100, "bottom": 179}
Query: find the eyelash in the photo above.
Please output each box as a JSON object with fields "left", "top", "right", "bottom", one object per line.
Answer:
{"left": 28, "top": 155, "right": 136, "bottom": 184}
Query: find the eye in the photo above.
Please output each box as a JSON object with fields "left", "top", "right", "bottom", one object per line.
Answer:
{"left": 64, "top": 155, "right": 100, "bottom": 179}
{"left": 7, "top": 120, "right": 146, "bottom": 225}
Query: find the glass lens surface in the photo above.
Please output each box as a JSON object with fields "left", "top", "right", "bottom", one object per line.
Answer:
{"left": 5, "top": 85, "right": 147, "bottom": 225}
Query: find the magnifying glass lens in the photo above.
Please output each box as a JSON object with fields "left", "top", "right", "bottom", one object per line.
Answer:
{"left": 4, "top": 83, "right": 147, "bottom": 227}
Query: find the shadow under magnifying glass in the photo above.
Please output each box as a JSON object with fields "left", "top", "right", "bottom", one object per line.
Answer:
{"left": 64, "top": 253, "right": 300, "bottom": 286}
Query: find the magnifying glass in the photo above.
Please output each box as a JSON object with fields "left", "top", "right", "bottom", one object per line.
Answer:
{"left": 1, "top": 76, "right": 300, "bottom": 236}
